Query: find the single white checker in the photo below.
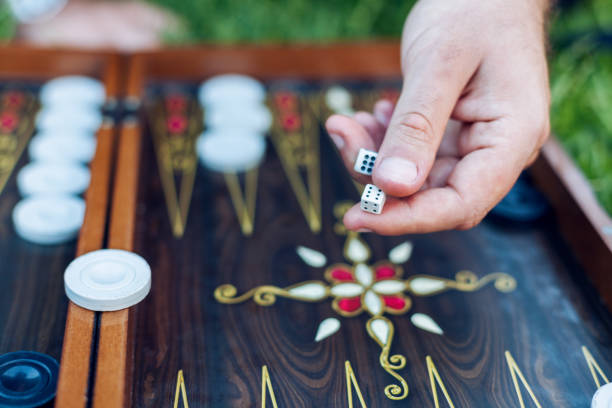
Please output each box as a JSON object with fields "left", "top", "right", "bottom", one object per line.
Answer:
{"left": 354, "top": 148, "right": 377, "bottom": 175}
{"left": 360, "top": 184, "right": 386, "bottom": 214}
{"left": 205, "top": 103, "right": 272, "bottom": 133}
{"left": 36, "top": 105, "right": 103, "bottom": 133}
{"left": 196, "top": 130, "right": 266, "bottom": 173}
{"left": 12, "top": 195, "right": 85, "bottom": 244}
{"left": 40, "top": 76, "right": 105, "bottom": 108}
{"left": 198, "top": 74, "right": 266, "bottom": 107}
{"left": 325, "top": 85, "right": 353, "bottom": 112}
{"left": 29, "top": 133, "right": 97, "bottom": 164}
{"left": 64, "top": 249, "right": 151, "bottom": 311}
{"left": 592, "top": 383, "right": 612, "bottom": 408}
{"left": 17, "top": 162, "right": 90, "bottom": 196}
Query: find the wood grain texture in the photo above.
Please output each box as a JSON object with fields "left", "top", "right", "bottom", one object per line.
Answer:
{"left": 124, "top": 82, "right": 612, "bottom": 407}
{"left": 91, "top": 122, "right": 142, "bottom": 408}
{"left": 531, "top": 139, "right": 612, "bottom": 311}
{"left": 51, "top": 53, "right": 120, "bottom": 407}
{"left": 55, "top": 124, "right": 116, "bottom": 408}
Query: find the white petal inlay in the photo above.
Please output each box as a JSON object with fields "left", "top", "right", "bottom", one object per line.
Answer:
{"left": 330, "top": 283, "right": 364, "bottom": 298}
{"left": 364, "top": 290, "right": 382, "bottom": 316}
{"left": 296, "top": 246, "right": 327, "bottom": 267}
{"left": 354, "top": 264, "right": 373, "bottom": 287}
{"left": 411, "top": 313, "right": 443, "bottom": 335}
{"left": 409, "top": 277, "right": 446, "bottom": 295}
{"left": 372, "top": 280, "right": 406, "bottom": 295}
{"left": 315, "top": 317, "right": 341, "bottom": 342}
{"left": 388, "top": 241, "right": 413, "bottom": 264}
{"left": 288, "top": 282, "right": 327, "bottom": 300}
{"left": 345, "top": 236, "right": 369, "bottom": 263}
{"left": 370, "top": 318, "right": 390, "bottom": 345}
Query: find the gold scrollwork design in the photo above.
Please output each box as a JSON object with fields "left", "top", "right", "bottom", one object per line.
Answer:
{"left": 366, "top": 317, "right": 409, "bottom": 400}
{"left": 450, "top": 270, "right": 517, "bottom": 293}
{"left": 215, "top": 281, "right": 331, "bottom": 306}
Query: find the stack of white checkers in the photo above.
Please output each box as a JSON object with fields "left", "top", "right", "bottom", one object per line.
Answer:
{"left": 12, "top": 76, "right": 105, "bottom": 245}
{"left": 354, "top": 148, "right": 386, "bottom": 215}
{"left": 64, "top": 249, "right": 151, "bottom": 311}
{"left": 196, "top": 74, "right": 269, "bottom": 173}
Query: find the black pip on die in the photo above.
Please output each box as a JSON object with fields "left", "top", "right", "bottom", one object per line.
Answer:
{"left": 360, "top": 184, "right": 386, "bottom": 214}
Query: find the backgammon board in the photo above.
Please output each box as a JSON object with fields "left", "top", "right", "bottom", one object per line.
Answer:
{"left": 0, "top": 44, "right": 611, "bottom": 407}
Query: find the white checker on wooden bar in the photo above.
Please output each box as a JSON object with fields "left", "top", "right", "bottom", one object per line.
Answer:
{"left": 354, "top": 148, "right": 377, "bottom": 175}
{"left": 64, "top": 249, "right": 152, "bottom": 311}
{"left": 360, "top": 184, "right": 386, "bottom": 214}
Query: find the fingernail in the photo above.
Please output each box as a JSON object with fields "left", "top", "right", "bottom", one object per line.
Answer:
{"left": 329, "top": 133, "right": 344, "bottom": 149}
{"left": 357, "top": 228, "right": 373, "bottom": 233}
{"left": 377, "top": 157, "right": 418, "bottom": 184}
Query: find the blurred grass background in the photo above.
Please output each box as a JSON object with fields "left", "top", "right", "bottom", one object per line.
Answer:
{"left": 149, "top": 0, "right": 612, "bottom": 215}
{"left": 0, "top": 0, "right": 610, "bottom": 214}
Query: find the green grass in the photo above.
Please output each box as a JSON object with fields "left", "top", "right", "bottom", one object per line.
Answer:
{"left": 0, "top": 2, "right": 16, "bottom": 41}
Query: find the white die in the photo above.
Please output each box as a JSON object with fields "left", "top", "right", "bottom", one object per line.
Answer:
{"left": 360, "top": 184, "right": 386, "bottom": 214}
{"left": 353, "top": 148, "right": 377, "bottom": 175}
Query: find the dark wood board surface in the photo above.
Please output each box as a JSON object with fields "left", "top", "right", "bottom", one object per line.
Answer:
{"left": 0, "top": 84, "right": 71, "bottom": 363}
{"left": 127, "top": 82, "right": 612, "bottom": 407}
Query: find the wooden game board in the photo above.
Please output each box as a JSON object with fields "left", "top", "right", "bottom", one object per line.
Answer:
{"left": 0, "top": 44, "right": 611, "bottom": 408}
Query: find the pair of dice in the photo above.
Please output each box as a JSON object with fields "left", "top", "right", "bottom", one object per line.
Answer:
{"left": 354, "top": 148, "right": 386, "bottom": 215}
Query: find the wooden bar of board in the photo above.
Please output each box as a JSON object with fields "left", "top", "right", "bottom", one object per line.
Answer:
{"left": 54, "top": 54, "right": 120, "bottom": 408}
{"left": 55, "top": 123, "right": 115, "bottom": 408}
{"left": 91, "top": 121, "right": 142, "bottom": 407}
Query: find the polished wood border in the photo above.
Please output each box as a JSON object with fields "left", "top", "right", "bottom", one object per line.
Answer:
{"left": 91, "top": 121, "right": 141, "bottom": 408}
{"left": 531, "top": 139, "right": 612, "bottom": 309}
{"left": 53, "top": 54, "right": 121, "bottom": 408}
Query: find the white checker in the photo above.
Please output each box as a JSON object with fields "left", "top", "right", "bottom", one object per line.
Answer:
{"left": 29, "top": 133, "right": 97, "bottom": 164}
{"left": 325, "top": 85, "right": 353, "bottom": 112}
{"left": 64, "top": 249, "right": 151, "bottom": 312}
{"left": 196, "top": 130, "right": 266, "bottom": 173}
{"left": 593, "top": 383, "right": 612, "bottom": 408}
{"left": 360, "top": 184, "right": 386, "bottom": 215}
{"left": 205, "top": 103, "right": 272, "bottom": 133}
{"left": 36, "top": 105, "right": 103, "bottom": 133}
{"left": 354, "top": 148, "right": 377, "bottom": 175}
{"left": 12, "top": 195, "right": 85, "bottom": 245}
{"left": 17, "top": 162, "right": 90, "bottom": 196}
{"left": 198, "top": 74, "right": 266, "bottom": 107}
{"left": 40, "top": 76, "right": 105, "bottom": 108}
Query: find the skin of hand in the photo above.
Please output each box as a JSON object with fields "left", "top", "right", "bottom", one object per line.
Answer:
{"left": 326, "top": 0, "right": 551, "bottom": 235}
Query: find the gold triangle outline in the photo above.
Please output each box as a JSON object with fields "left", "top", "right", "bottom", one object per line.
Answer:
{"left": 269, "top": 93, "right": 321, "bottom": 233}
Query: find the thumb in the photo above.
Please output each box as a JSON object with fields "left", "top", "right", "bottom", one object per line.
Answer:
{"left": 373, "top": 46, "right": 476, "bottom": 197}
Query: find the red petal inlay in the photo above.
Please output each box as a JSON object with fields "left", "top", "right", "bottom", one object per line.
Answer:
{"left": 330, "top": 268, "right": 354, "bottom": 282}
{"left": 274, "top": 92, "right": 297, "bottom": 110}
{"left": 166, "top": 114, "right": 187, "bottom": 133}
{"left": 338, "top": 297, "right": 361, "bottom": 312}
{"left": 165, "top": 95, "right": 187, "bottom": 112}
{"left": 0, "top": 112, "right": 18, "bottom": 132}
{"left": 375, "top": 266, "right": 395, "bottom": 280}
{"left": 3, "top": 92, "right": 23, "bottom": 109}
{"left": 383, "top": 295, "right": 406, "bottom": 310}
{"left": 280, "top": 112, "right": 301, "bottom": 132}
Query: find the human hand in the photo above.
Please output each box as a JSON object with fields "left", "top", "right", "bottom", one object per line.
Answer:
{"left": 326, "top": 0, "right": 551, "bottom": 235}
